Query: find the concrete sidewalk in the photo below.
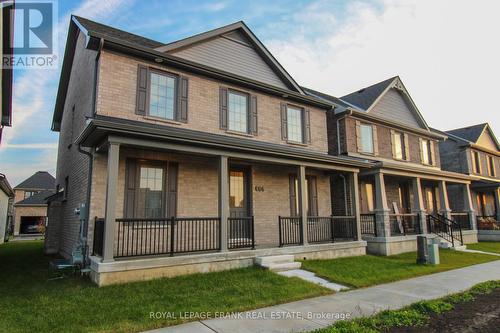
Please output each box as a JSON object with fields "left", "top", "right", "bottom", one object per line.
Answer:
{"left": 147, "top": 260, "right": 500, "bottom": 333}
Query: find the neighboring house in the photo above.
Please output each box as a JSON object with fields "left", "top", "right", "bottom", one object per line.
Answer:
{"left": 13, "top": 171, "right": 55, "bottom": 236}
{"left": 307, "top": 76, "right": 477, "bottom": 255}
{"left": 438, "top": 123, "right": 500, "bottom": 228}
{"left": 1, "top": 1, "right": 14, "bottom": 143}
{"left": 46, "top": 17, "right": 370, "bottom": 286}
{"left": 0, "top": 173, "right": 14, "bottom": 243}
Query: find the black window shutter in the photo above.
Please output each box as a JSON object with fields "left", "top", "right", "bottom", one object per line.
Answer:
{"left": 281, "top": 103, "right": 288, "bottom": 140}
{"left": 177, "top": 76, "right": 188, "bottom": 123}
{"left": 220, "top": 87, "right": 228, "bottom": 129}
{"left": 124, "top": 159, "right": 137, "bottom": 218}
{"left": 289, "top": 175, "right": 297, "bottom": 216}
{"left": 250, "top": 95, "right": 258, "bottom": 135}
{"left": 136, "top": 65, "right": 148, "bottom": 115}
{"left": 308, "top": 176, "right": 318, "bottom": 216}
{"left": 303, "top": 109, "right": 311, "bottom": 144}
{"left": 167, "top": 162, "right": 178, "bottom": 217}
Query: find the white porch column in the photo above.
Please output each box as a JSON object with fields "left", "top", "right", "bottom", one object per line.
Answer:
{"left": 102, "top": 142, "right": 120, "bottom": 262}
{"left": 219, "top": 155, "right": 229, "bottom": 252}
{"left": 351, "top": 172, "right": 362, "bottom": 241}
{"left": 438, "top": 180, "right": 452, "bottom": 219}
{"left": 494, "top": 188, "right": 500, "bottom": 222}
{"left": 374, "top": 172, "right": 390, "bottom": 237}
{"left": 411, "top": 177, "right": 427, "bottom": 234}
{"left": 464, "top": 183, "right": 477, "bottom": 230}
{"left": 298, "top": 165, "right": 308, "bottom": 245}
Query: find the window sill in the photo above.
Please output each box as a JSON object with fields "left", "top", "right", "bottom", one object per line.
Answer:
{"left": 358, "top": 151, "right": 375, "bottom": 156}
{"left": 394, "top": 157, "right": 409, "bottom": 162}
{"left": 286, "top": 140, "right": 308, "bottom": 147}
{"left": 143, "top": 116, "right": 183, "bottom": 126}
{"left": 225, "top": 130, "right": 254, "bottom": 138}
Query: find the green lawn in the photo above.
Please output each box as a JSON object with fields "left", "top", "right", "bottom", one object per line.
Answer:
{"left": 467, "top": 242, "right": 500, "bottom": 254}
{"left": 0, "top": 241, "right": 330, "bottom": 333}
{"left": 301, "top": 250, "right": 499, "bottom": 288}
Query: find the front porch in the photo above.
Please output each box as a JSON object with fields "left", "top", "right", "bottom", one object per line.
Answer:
{"left": 357, "top": 167, "right": 477, "bottom": 255}
{"left": 83, "top": 129, "right": 369, "bottom": 285}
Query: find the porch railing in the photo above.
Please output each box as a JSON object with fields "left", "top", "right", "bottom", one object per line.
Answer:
{"left": 278, "top": 216, "right": 302, "bottom": 247}
{"left": 114, "top": 217, "right": 221, "bottom": 258}
{"left": 228, "top": 216, "right": 255, "bottom": 249}
{"left": 360, "top": 213, "right": 377, "bottom": 236}
{"left": 450, "top": 212, "right": 471, "bottom": 230}
{"left": 306, "top": 216, "right": 358, "bottom": 244}
{"left": 389, "top": 213, "right": 420, "bottom": 236}
{"left": 427, "top": 214, "right": 463, "bottom": 246}
{"left": 92, "top": 217, "right": 104, "bottom": 257}
{"left": 330, "top": 216, "right": 357, "bottom": 240}
{"left": 477, "top": 215, "right": 500, "bottom": 230}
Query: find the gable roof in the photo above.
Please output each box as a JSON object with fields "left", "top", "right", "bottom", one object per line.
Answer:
{"left": 340, "top": 76, "right": 429, "bottom": 130}
{"left": 155, "top": 21, "right": 304, "bottom": 93}
{"left": 14, "top": 171, "right": 55, "bottom": 190}
{"left": 446, "top": 123, "right": 500, "bottom": 151}
{"left": 302, "top": 87, "right": 352, "bottom": 109}
{"left": 14, "top": 189, "right": 54, "bottom": 206}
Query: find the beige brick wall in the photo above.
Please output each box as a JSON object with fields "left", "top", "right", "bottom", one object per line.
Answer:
{"left": 96, "top": 51, "right": 328, "bottom": 153}
{"left": 13, "top": 206, "right": 47, "bottom": 235}
{"left": 87, "top": 148, "right": 332, "bottom": 250}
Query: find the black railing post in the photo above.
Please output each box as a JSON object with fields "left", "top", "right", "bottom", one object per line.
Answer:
{"left": 169, "top": 216, "right": 175, "bottom": 256}
{"left": 278, "top": 216, "right": 282, "bottom": 247}
{"left": 299, "top": 217, "right": 304, "bottom": 245}
{"left": 330, "top": 216, "right": 335, "bottom": 243}
{"left": 251, "top": 216, "right": 255, "bottom": 250}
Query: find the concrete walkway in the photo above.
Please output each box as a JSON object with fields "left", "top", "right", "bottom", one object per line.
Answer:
{"left": 147, "top": 260, "right": 500, "bottom": 333}
{"left": 277, "top": 269, "right": 349, "bottom": 291}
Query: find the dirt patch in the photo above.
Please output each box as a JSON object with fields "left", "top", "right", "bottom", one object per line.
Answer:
{"left": 388, "top": 289, "right": 500, "bottom": 333}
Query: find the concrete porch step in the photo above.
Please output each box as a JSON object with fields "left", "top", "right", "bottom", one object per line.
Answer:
{"left": 437, "top": 239, "right": 466, "bottom": 251}
{"left": 261, "top": 262, "right": 302, "bottom": 272}
{"left": 255, "top": 255, "right": 301, "bottom": 272}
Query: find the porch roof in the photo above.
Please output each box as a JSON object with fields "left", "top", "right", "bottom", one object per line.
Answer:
{"left": 360, "top": 160, "right": 478, "bottom": 184}
{"left": 76, "top": 115, "right": 373, "bottom": 171}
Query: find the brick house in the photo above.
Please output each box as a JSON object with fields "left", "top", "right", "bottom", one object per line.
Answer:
{"left": 307, "top": 77, "right": 478, "bottom": 255}
{"left": 45, "top": 17, "right": 371, "bottom": 286}
{"left": 13, "top": 171, "right": 55, "bottom": 236}
{"left": 438, "top": 123, "right": 500, "bottom": 233}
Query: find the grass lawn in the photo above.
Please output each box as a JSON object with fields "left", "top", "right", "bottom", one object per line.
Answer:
{"left": 301, "top": 250, "right": 499, "bottom": 288}
{"left": 0, "top": 241, "right": 330, "bottom": 333}
{"left": 467, "top": 241, "right": 500, "bottom": 254}
{"left": 313, "top": 280, "right": 500, "bottom": 333}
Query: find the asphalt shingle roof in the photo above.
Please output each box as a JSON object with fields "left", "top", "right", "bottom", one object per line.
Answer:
{"left": 445, "top": 123, "right": 488, "bottom": 143}
{"left": 74, "top": 16, "right": 164, "bottom": 49}
{"left": 302, "top": 87, "right": 351, "bottom": 108}
{"left": 15, "top": 171, "right": 55, "bottom": 190}
{"left": 340, "top": 76, "right": 397, "bottom": 111}
{"left": 14, "top": 189, "right": 54, "bottom": 205}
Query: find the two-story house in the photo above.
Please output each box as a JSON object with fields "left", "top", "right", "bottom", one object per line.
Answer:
{"left": 308, "top": 77, "right": 477, "bottom": 255}
{"left": 12, "top": 171, "right": 55, "bottom": 237}
{"left": 439, "top": 123, "right": 500, "bottom": 232}
{"left": 45, "top": 17, "right": 371, "bottom": 286}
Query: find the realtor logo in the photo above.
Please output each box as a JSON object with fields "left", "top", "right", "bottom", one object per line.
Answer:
{"left": 2, "top": 0, "right": 58, "bottom": 69}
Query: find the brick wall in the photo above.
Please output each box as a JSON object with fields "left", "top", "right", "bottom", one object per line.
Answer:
{"left": 13, "top": 206, "right": 47, "bottom": 235}
{"left": 96, "top": 51, "right": 329, "bottom": 153}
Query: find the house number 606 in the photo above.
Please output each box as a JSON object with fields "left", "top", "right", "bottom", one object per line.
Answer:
{"left": 255, "top": 186, "right": 264, "bottom": 192}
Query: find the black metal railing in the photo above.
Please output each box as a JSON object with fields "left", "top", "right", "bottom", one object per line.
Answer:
{"left": 389, "top": 213, "right": 420, "bottom": 236}
{"left": 477, "top": 215, "right": 500, "bottom": 230}
{"left": 307, "top": 217, "right": 334, "bottom": 243}
{"left": 331, "top": 216, "right": 357, "bottom": 240}
{"left": 427, "top": 214, "right": 463, "bottom": 247}
{"left": 114, "top": 217, "right": 220, "bottom": 258}
{"left": 360, "top": 213, "right": 377, "bottom": 236}
{"left": 92, "top": 217, "right": 104, "bottom": 257}
{"left": 278, "top": 216, "right": 302, "bottom": 247}
{"left": 450, "top": 212, "right": 471, "bottom": 230}
{"left": 228, "top": 216, "right": 255, "bottom": 249}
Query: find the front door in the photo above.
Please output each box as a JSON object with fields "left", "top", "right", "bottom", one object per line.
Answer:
{"left": 424, "top": 187, "right": 437, "bottom": 214}
{"left": 229, "top": 167, "right": 251, "bottom": 240}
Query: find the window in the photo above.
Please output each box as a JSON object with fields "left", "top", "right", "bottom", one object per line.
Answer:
{"left": 362, "top": 183, "right": 374, "bottom": 212}
{"left": 228, "top": 91, "right": 249, "bottom": 133}
{"left": 394, "top": 132, "right": 405, "bottom": 160}
{"left": 148, "top": 71, "right": 176, "bottom": 120}
{"left": 24, "top": 191, "right": 39, "bottom": 199}
{"left": 290, "top": 175, "right": 318, "bottom": 216}
{"left": 487, "top": 155, "right": 496, "bottom": 177}
{"left": 229, "top": 171, "right": 245, "bottom": 208}
{"left": 421, "top": 139, "right": 433, "bottom": 165}
{"left": 137, "top": 166, "right": 164, "bottom": 218}
{"left": 287, "top": 106, "right": 304, "bottom": 143}
{"left": 360, "top": 124, "right": 374, "bottom": 153}
{"left": 472, "top": 151, "right": 481, "bottom": 173}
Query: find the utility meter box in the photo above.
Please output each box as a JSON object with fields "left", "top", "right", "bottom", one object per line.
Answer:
{"left": 427, "top": 238, "right": 440, "bottom": 265}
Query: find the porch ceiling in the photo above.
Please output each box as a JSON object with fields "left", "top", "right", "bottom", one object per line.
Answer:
{"left": 76, "top": 115, "right": 372, "bottom": 171}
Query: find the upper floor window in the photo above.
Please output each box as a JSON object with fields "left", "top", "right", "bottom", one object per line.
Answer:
{"left": 24, "top": 191, "right": 39, "bottom": 199}
{"left": 487, "top": 155, "right": 496, "bottom": 177}
{"left": 421, "top": 139, "right": 433, "bottom": 165}
{"left": 359, "top": 124, "right": 374, "bottom": 154}
{"left": 149, "top": 71, "right": 176, "bottom": 120}
{"left": 228, "top": 90, "right": 249, "bottom": 133}
{"left": 472, "top": 151, "right": 481, "bottom": 173}
{"left": 287, "top": 106, "right": 304, "bottom": 143}
{"left": 394, "top": 132, "right": 405, "bottom": 160}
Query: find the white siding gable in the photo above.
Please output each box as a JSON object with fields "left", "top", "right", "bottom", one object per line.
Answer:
{"left": 370, "top": 88, "right": 424, "bottom": 129}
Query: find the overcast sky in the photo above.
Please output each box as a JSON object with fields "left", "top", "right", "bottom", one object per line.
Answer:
{"left": 1, "top": 0, "right": 499, "bottom": 186}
